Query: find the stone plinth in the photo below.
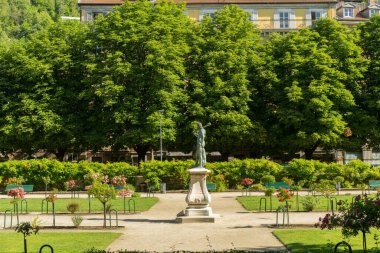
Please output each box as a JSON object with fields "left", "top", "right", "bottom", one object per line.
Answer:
{"left": 176, "top": 167, "right": 218, "bottom": 223}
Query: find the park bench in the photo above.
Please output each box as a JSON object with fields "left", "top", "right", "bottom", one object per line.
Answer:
{"left": 207, "top": 183, "right": 216, "bottom": 191}
{"left": 265, "top": 181, "right": 290, "bottom": 189}
{"left": 368, "top": 180, "right": 380, "bottom": 189}
{"left": 4, "top": 184, "right": 34, "bottom": 192}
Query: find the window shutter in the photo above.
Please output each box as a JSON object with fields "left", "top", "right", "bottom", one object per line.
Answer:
{"left": 306, "top": 10, "right": 312, "bottom": 26}
{"left": 322, "top": 9, "right": 327, "bottom": 18}
{"left": 274, "top": 11, "right": 279, "bottom": 28}
{"left": 290, "top": 10, "right": 296, "bottom": 28}
{"left": 252, "top": 10, "right": 258, "bottom": 24}
{"left": 199, "top": 12, "right": 204, "bottom": 21}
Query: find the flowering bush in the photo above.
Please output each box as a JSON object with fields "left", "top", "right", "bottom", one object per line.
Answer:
{"left": 46, "top": 193, "right": 58, "bottom": 203}
{"left": 276, "top": 188, "right": 294, "bottom": 202}
{"left": 84, "top": 172, "right": 109, "bottom": 184}
{"left": 4, "top": 177, "right": 23, "bottom": 186}
{"left": 8, "top": 188, "right": 26, "bottom": 199}
{"left": 241, "top": 178, "right": 254, "bottom": 187}
{"left": 65, "top": 180, "right": 83, "bottom": 191}
{"left": 65, "top": 180, "right": 76, "bottom": 190}
{"left": 111, "top": 175, "right": 127, "bottom": 187}
{"left": 316, "top": 194, "right": 380, "bottom": 251}
{"left": 118, "top": 189, "right": 134, "bottom": 197}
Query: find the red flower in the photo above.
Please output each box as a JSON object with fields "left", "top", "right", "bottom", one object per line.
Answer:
{"left": 8, "top": 188, "right": 25, "bottom": 199}
{"left": 241, "top": 178, "right": 254, "bottom": 186}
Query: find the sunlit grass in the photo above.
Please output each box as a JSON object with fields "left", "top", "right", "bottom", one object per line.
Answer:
{"left": 274, "top": 228, "right": 380, "bottom": 253}
{"left": 0, "top": 232, "right": 122, "bottom": 253}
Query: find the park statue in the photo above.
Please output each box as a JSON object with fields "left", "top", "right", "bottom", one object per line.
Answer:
{"left": 177, "top": 121, "right": 217, "bottom": 223}
{"left": 195, "top": 122, "right": 210, "bottom": 168}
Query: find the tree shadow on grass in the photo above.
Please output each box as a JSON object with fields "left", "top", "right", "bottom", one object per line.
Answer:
{"left": 86, "top": 217, "right": 176, "bottom": 223}
{"left": 286, "top": 242, "right": 364, "bottom": 253}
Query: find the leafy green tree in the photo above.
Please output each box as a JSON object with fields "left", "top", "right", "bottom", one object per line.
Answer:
{"left": 311, "top": 19, "right": 368, "bottom": 151}
{"left": 0, "top": 21, "right": 89, "bottom": 159}
{"left": 250, "top": 29, "right": 355, "bottom": 159}
{"left": 184, "top": 5, "right": 261, "bottom": 159}
{"left": 84, "top": 0, "right": 193, "bottom": 162}
{"left": 88, "top": 181, "right": 116, "bottom": 227}
{"left": 355, "top": 16, "right": 380, "bottom": 148}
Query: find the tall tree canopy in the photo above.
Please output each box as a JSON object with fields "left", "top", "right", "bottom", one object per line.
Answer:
{"left": 250, "top": 28, "right": 356, "bottom": 159}
{"left": 183, "top": 5, "right": 261, "bottom": 158}
{"left": 84, "top": 0, "right": 193, "bottom": 161}
{"left": 0, "top": 21, "right": 89, "bottom": 159}
{"left": 356, "top": 16, "right": 380, "bottom": 148}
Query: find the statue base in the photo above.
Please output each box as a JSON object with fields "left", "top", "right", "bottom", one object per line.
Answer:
{"left": 176, "top": 166, "right": 219, "bottom": 223}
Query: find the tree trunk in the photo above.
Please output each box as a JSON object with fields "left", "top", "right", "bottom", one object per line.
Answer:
{"left": 304, "top": 140, "right": 321, "bottom": 160}
{"left": 135, "top": 144, "right": 149, "bottom": 166}
{"left": 220, "top": 152, "right": 230, "bottom": 162}
{"left": 55, "top": 147, "right": 67, "bottom": 161}
{"left": 103, "top": 203, "right": 106, "bottom": 228}
{"left": 24, "top": 235, "right": 27, "bottom": 253}
{"left": 362, "top": 230, "right": 367, "bottom": 252}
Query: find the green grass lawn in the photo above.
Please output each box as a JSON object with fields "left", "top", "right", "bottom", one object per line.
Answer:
{"left": 274, "top": 228, "right": 380, "bottom": 253}
{"left": 0, "top": 197, "right": 158, "bottom": 213}
{"left": 237, "top": 195, "right": 356, "bottom": 212}
{"left": 0, "top": 231, "right": 121, "bottom": 253}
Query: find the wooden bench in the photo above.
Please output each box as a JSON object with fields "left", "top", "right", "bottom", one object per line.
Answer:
{"left": 5, "top": 184, "right": 34, "bottom": 192}
{"left": 265, "top": 181, "right": 290, "bottom": 189}
{"left": 207, "top": 183, "right": 216, "bottom": 191}
{"left": 369, "top": 180, "right": 380, "bottom": 189}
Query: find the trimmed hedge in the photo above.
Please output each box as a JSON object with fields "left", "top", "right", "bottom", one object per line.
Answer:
{"left": 0, "top": 158, "right": 380, "bottom": 191}
{"left": 0, "top": 159, "right": 138, "bottom": 190}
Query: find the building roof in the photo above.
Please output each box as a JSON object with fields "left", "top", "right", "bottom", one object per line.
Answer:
{"left": 175, "top": 0, "right": 336, "bottom": 3}
{"left": 78, "top": 0, "right": 124, "bottom": 5}
{"left": 78, "top": 0, "right": 336, "bottom": 4}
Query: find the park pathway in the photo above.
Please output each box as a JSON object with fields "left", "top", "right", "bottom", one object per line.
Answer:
{"left": 107, "top": 192, "right": 287, "bottom": 252}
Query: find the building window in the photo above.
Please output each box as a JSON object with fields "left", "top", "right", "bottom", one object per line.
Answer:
{"left": 86, "top": 13, "right": 93, "bottom": 22}
{"left": 200, "top": 10, "right": 216, "bottom": 21}
{"left": 311, "top": 11, "right": 321, "bottom": 21}
{"left": 370, "top": 9, "right": 379, "bottom": 17}
{"left": 344, "top": 8, "right": 354, "bottom": 18}
{"left": 279, "top": 12, "right": 290, "bottom": 28}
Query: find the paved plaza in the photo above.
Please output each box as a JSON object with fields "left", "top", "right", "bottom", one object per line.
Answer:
{"left": 0, "top": 191, "right": 348, "bottom": 252}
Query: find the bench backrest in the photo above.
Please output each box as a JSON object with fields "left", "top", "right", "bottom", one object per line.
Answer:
{"left": 265, "top": 181, "right": 290, "bottom": 189}
{"left": 369, "top": 180, "right": 380, "bottom": 188}
{"left": 5, "top": 184, "right": 34, "bottom": 192}
{"left": 207, "top": 183, "right": 216, "bottom": 190}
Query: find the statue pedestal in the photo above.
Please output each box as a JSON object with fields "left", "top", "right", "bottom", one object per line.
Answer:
{"left": 176, "top": 167, "right": 219, "bottom": 223}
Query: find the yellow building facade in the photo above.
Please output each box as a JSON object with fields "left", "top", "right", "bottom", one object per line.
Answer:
{"left": 78, "top": 0, "right": 336, "bottom": 36}
{"left": 181, "top": 0, "right": 336, "bottom": 35}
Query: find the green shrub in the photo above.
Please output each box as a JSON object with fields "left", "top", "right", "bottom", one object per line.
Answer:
{"left": 140, "top": 160, "right": 193, "bottom": 190}
{"left": 0, "top": 159, "right": 138, "bottom": 190}
{"left": 71, "top": 216, "right": 83, "bottom": 228}
{"left": 67, "top": 202, "right": 80, "bottom": 214}
{"left": 284, "top": 159, "right": 316, "bottom": 185}
{"left": 301, "top": 196, "right": 319, "bottom": 211}
{"left": 132, "top": 192, "right": 141, "bottom": 198}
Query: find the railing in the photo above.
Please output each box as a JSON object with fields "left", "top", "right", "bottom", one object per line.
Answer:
{"left": 20, "top": 199, "right": 28, "bottom": 214}
{"left": 3, "top": 209, "right": 13, "bottom": 228}
{"left": 39, "top": 244, "right": 54, "bottom": 253}
{"left": 108, "top": 209, "right": 119, "bottom": 228}
{"left": 259, "top": 197, "right": 267, "bottom": 212}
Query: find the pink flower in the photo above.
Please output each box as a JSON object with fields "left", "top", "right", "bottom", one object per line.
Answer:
{"left": 111, "top": 176, "right": 127, "bottom": 186}
{"left": 66, "top": 180, "right": 76, "bottom": 190}
{"left": 118, "top": 189, "right": 133, "bottom": 197}
{"left": 7, "top": 188, "right": 25, "bottom": 199}
{"left": 241, "top": 178, "right": 254, "bottom": 186}
{"left": 84, "top": 185, "right": 92, "bottom": 191}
